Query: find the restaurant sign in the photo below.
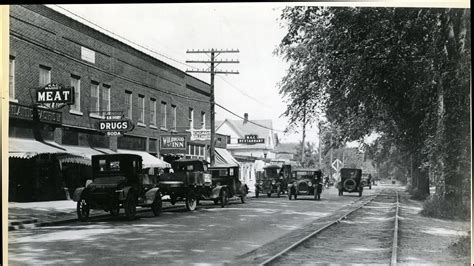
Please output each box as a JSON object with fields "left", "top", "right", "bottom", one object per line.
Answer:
{"left": 190, "top": 129, "right": 211, "bottom": 141}
{"left": 9, "top": 102, "right": 62, "bottom": 125}
{"left": 237, "top": 134, "right": 265, "bottom": 144}
{"left": 160, "top": 135, "right": 187, "bottom": 152}
{"left": 96, "top": 115, "right": 134, "bottom": 136}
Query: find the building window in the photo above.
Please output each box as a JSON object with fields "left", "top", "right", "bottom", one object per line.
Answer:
{"left": 125, "top": 91, "right": 132, "bottom": 119}
{"left": 172, "top": 105, "right": 177, "bottom": 131}
{"left": 149, "top": 138, "right": 157, "bottom": 152}
{"left": 39, "top": 65, "right": 51, "bottom": 87}
{"left": 101, "top": 84, "right": 110, "bottom": 113}
{"left": 70, "top": 74, "right": 81, "bottom": 113}
{"left": 138, "top": 94, "right": 145, "bottom": 124}
{"left": 189, "top": 107, "right": 194, "bottom": 130}
{"left": 161, "top": 101, "right": 167, "bottom": 129}
{"left": 9, "top": 57, "right": 15, "bottom": 100}
{"left": 90, "top": 81, "right": 100, "bottom": 116}
{"left": 150, "top": 98, "right": 156, "bottom": 126}
{"left": 201, "top": 112, "right": 206, "bottom": 129}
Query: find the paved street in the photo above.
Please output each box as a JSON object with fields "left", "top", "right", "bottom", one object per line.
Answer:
{"left": 9, "top": 186, "right": 377, "bottom": 265}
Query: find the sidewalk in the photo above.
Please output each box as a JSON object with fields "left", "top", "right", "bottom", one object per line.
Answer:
{"left": 8, "top": 200, "right": 102, "bottom": 231}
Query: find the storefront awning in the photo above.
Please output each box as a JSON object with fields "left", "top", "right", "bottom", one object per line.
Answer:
{"left": 214, "top": 148, "right": 239, "bottom": 168}
{"left": 117, "top": 149, "right": 171, "bottom": 169}
{"left": 9, "top": 137, "right": 67, "bottom": 159}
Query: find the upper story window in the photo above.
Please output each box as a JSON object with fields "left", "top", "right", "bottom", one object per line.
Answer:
{"left": 189, "top": 107, "right": 194, "bottom": 130}
{"left": 90, "top": 81, "right": 100, "bottom": 116}
{"left": 9, "top": 57, "right": 15, "bottom": 101}
{"left": 39, "top": 65, "right": 51, "bottom": 87}
{"left": 101, "top": 84, "right": 111, "bottom": 113}
{"left": 201, "top": 111, "right": 206, "bottom": 129}
{"left": 171, "top": 105, "right": 177, "bottom": 131}
{"left": 138, "top": 94, "right": 145, "bottom": 124}
{"left": 150, "top": 98, "right": 157, "bottom": 126}
{"left": 161, "top": 101, "right": 167, "bottom": 129}
{"left": 81, "top": 46, "right": 96, "bottom": 64}
{"left": 125, "top": 91, "right": 132, "bottom": 119}
{"left": 70, "top": 74, "right": 81, "bottom": 113}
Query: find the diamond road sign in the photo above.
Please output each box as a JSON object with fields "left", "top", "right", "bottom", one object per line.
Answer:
{"left": 332, "top": 159, "right": 343, "bottom": 171}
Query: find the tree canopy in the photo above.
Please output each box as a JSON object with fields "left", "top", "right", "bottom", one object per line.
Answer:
{"left": 277, "top": 6, "right": 470, "bottom": 210}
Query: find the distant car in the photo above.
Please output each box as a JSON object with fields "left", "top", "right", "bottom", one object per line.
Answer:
{"left": 256, "top": 165, "right": 282, "bottom": 198}
{"left": 206, "top": 165, "right": 248, "bottom": 207}
{"left": 73, "top": 154, "right": 163, "bottom": 221}
{"left": 288, "top": 168, "right": 323, "bottom": 200}
{"left": 361, "top": 173, "right": 372, "bottom": 189}
{"left": 338, "top": 168, "right": 363, "bottom": 197}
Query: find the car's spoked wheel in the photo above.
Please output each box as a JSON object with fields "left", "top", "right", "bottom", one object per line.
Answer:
{"left": 124, "top": 193, "right": 137, "bottom": 220}
{"left": 151, "top": 192, "right": 163, "bottom": 216}
{"left": 77, "top": 198, "right": 90, "bottom": 222}
{"left": 220, "top": 189, "right": 228, "bottom": 208}
{"left": 240, "top": 194, "right": 246, "bottom": 203}
{"left": 185, "top": 192, "right": 197, "bottom": 211}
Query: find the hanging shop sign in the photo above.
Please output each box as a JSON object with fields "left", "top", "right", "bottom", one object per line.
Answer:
{"left": 9, "top": 102, "right": 62, "bottom": 125}
{"left": 238, "top": 134, "right": 265, "bottom": 144}
{"left": 190, "top": 129, "right": 211, "bottom": 141}
{"left": 96, "top": 117, "right": 134, "bottom": 136}
{"left": 160, "top": 135, "right": 187, "bottom": 153}
{"left": 36, "top": 83, "right": 74, "bottom": 108}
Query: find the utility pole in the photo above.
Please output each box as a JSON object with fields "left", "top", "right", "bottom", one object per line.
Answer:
{"left": 186, "top": 49, "right": 239, "bottom": 166}
{"left": 301, "top": 105, "right": 307, "bottom": 167}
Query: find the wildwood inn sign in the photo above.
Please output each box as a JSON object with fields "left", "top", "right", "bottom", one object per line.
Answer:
{"left": 238, "top": 134, "right": 265, "bottom": 144}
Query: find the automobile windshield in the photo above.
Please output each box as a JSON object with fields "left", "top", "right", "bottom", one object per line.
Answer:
{"left": 294, "top": 172, "right": 314, "bottom": 180}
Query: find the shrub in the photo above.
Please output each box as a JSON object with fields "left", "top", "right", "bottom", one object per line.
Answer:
{"left": 421, "top": 193, "right": 470, "bottom": 220}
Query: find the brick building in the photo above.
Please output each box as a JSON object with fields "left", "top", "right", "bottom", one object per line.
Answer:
{"left": 8, "top": 5, "right": 211, "bottom": 201}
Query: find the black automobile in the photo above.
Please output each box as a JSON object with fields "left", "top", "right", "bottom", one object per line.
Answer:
{"left": 338, "top": 168, "right": 363, "bottom": 197}
{"left": 288, "top": 168, "right": 323, "bottom": 200}
{"left": 256, "top": 165, "right": 282, "bottom": 197}
{"left": 72, "top": 154, "right": 163, "bottom": 221}
{"left": 205, "top": 165, "right": 248, "bottom": 207}
{"left": 158, "top": 159, "right": 212, "bottom": 211}
{"left": 361, "top": 173, "right": 372, "bottom": 189}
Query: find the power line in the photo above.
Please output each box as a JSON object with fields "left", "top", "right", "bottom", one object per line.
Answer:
{"left": 52, "top": 5, "right": 199, "bottom": 71}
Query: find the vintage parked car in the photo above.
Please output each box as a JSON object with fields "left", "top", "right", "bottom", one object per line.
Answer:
{"left": 361, "top": 173, "right": 372, "bottom": 189}
{"left": 204, "top": 165, "right": 248, "bottom": 207}
{"left": 288, "top": 168, "right": 323, "bottom": 200}
{"left": 72, "top": 154, "right": 163, "bottom": 221}
{"left": 255, "top": 164, "right": 283, "bottom": 198}
{"left": 338, "top": 168, "right": 363, "bottom": 197}
{"left": 158, "top": 159, "right": 212, "bottom": 211}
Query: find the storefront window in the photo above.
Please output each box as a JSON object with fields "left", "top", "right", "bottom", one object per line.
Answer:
{"left": 138, "top": 94, "right": 145, "bottom": 123}
{"left": 125, "top": 91, "right": 132, "bottom": 119}
{"left": 70, "top": 74, "right": 81, "bottom": 112}
{"left": 9, "top": 57, "right": 15, "bottom": 100}
{"left": 39, "top": 65, "right": 51, "bottom": 87}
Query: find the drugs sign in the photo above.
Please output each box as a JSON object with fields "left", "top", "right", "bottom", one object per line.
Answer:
{"left": 97, "top": 119, "right": 134, "bottom": 136}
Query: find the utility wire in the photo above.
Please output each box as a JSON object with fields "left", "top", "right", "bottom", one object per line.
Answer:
{"left": 52, "top": 5, "right": 199, "bottom": 71}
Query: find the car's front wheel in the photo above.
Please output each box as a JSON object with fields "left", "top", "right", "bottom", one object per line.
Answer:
{"left": 124, "top": 193, "right": 137, "bottom": 220}
{"left": 185, "top": 191, "right": 197, "bottom": 211}
{"left": 77, "top": 198, "right": 90, "bottom": 222}
{"left": 151, "top": 192, "right": 163, "bottom": 216}
{"left": 220, "top": 189, "right": 229, "bottom": 208}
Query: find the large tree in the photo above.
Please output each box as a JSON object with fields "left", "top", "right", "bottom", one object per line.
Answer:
{"left": 277, "top": 7, "right": 470, "bottom": 207}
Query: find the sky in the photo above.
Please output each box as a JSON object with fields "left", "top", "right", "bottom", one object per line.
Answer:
{"left": 49, "top": 3, "right": 321, "bottom": 144}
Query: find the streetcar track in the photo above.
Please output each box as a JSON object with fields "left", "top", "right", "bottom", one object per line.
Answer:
{"left": 260, "top": 189, "right": 400, "bottom": 265}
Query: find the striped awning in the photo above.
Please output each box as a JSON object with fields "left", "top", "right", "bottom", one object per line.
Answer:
{"left": 9, "top": 138, "right": 67, "bottom": 159}
{"left": 214, "top": 148, "right": 239, "bottom": 168}
{"left": 118, "top": 149, "right": 171, "bottom": 169}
